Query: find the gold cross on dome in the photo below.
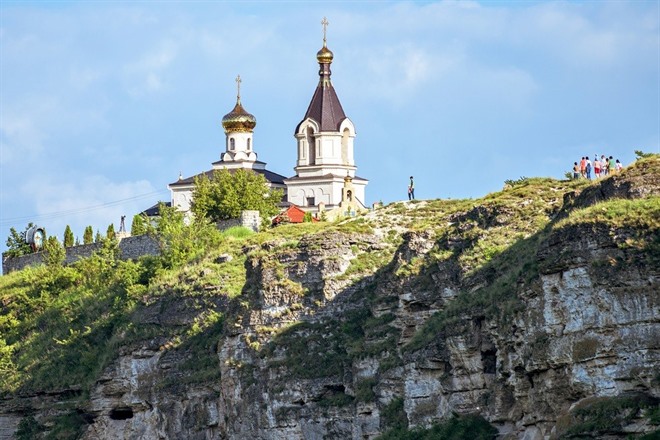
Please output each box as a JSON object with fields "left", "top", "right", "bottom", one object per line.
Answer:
{"left": 321, "top": 17, "right": 329, "bottom": 46}
{"left": 235, "top": 74, "right": 242, "bottom": 100}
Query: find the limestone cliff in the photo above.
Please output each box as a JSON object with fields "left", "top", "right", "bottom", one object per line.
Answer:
{"left": 1, "top": 157, "right": 658, "bottom": 439}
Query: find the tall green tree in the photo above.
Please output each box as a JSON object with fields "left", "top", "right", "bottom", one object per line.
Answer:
{"left": 95, "top": 230, "right": 102, "bottom": 243}
{"left": 131, "top": 214, "right": 148, "bottom": 236}
{"left": 63, "top": 225, "right": 74, "bottom": 247}
{"left": 44, "top": 236, "right": 65, "bottom": 267}
{"left": 106, "top": 224, "right": 116, "bottom": 240}
{"left": 83, "top": 226, "right": 94, "bottom": 245}
{"left": 4, "top": 224, "right": 33, "bottom": 257}
{"left": 191, "top": 169, "right": 283, "bottom": 222}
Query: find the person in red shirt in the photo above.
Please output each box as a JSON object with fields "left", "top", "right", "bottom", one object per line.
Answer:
{"left": 580, "top": 157, "right": 586, "bottom": 178}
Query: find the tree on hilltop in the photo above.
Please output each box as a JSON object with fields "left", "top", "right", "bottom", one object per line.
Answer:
{"left": 131, "top": 214, "right": 148, "bottom": 236}
{"left": 83, "top": 226, "right": 94, "bottom": 245}
{"left": 63, "top": 225, "right": 74, "bottom": 247}
{"left": 106, "top": 224, "right": 116, "bottom": 240}
{"left": 44, "top": 236, "right": 65, "bottom": 267}
{"left": 191, "top": 169, "right": 283, "bottom": 222}
{"left": 4, "top": 224, "right": 34, "bottom": 257}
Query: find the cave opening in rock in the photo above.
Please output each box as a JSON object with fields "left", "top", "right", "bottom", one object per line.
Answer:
{"left": 109, "top": 407, "right": 134, "bottom": 420}
{"left": 481, "top": 349, "right": 497, "bottom": 374}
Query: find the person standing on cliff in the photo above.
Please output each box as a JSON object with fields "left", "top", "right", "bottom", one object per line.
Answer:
{"left": 408, "top": 176, "right": 415, "bottom": 200}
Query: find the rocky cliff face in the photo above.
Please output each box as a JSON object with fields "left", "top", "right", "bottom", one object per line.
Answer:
{"left": 1, "top": 159, "right": 658, "bottom": 440}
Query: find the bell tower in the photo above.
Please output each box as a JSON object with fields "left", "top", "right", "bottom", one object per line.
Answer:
{"left": 285, "top": 18, "right": 368, "bottom": 211}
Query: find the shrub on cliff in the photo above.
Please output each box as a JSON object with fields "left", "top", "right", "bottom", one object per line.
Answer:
{"left": 377, "top": 414, "right": 498, "bottom": 440}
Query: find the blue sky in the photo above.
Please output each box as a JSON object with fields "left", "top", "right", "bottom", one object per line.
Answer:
{"left": 1, "top": 1, "right": 658, "bottom": 251}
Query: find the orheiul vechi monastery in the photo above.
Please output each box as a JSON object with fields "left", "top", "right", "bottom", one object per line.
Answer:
{"left": 150, "top": 19, "right": 369, "bottom": 223}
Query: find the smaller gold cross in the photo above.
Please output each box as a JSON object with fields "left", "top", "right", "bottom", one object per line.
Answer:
{"left": 235, "top": 74, "right": 242, "bottom": 100}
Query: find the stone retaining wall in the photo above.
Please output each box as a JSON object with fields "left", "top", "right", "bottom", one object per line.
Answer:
{"left": 217, "top": 210, "right": 261, "bottom": 232}
{"left": 3, "top": 211, "right": 260, "bottom": 274}
{"left": 2, "top": 234, "right": 160, "bottom": 274}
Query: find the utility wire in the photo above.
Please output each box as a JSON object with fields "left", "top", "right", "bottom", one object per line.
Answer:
{"left": 0, "top": 190, "right": 169, "bottom": 227}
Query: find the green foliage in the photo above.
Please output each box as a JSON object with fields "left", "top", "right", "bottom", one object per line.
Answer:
{"left": 377, "top": 414, "right": 498, "bottom": 440}
{"left": 44, "top": 236, "right": 65, "bottom": 267}
{"left": 155, "top": 203, "right": 223, "bottom": 269}
{"left": 639, "top": 430, "right": 660, "bottom": 440}
{"left": 131, "top": 213, "right": 148, "bottom": 236}
{"left": 160, "top": 310, "right": 225, "bottom": 387}
{"left": 303, "top": 212, "right": 313, "bottom": 223}
{"left": 635, "top": 150, "right": 658, "bottom": 160}
{"left": 0, "top": 236, "right": 154, "bottom": 394}
{"left": 83, "top": 226, "right": 94, "bottom": 245}
{"left": 560, "top": 394, "right": 659, "bottom": 438}
{"left": 63, "top": 225, "right": 74, "bottom": 247}
{"left": 94, "top": 230, "right": 102, "bottom": 243}
{"left": 0, "top": 339, "right": 17, "bottom": 391}
{"left": 381, "top": 397, "right": 408, "bottom": 431}
{"left": 15, "top": 415, "right": 43, "bottom": 440}
{"left": 504, "top": 176, "right": 530, "bottom": 187}
{"left": 556, "top": 198, "right": 660, "bottom": 230}
{"left": 46, "top": 410, "right": 90, "bottom": 439}
{"left": 106, "top": 223, "right": 116, "bottom": 240}
{"left": 317, "top": 391, "right": 354, "bottom": 408}
{"left": 355, "top": 378, "right": 378, "bottom": 403}
{"left": 191, "top": 168, "right": 283, "bottom": 221}
{"left": 406, "top": 231, "right": 538, "bottom": 352}
{"left": 222, "top": 226, "right": 254, "bottom": 240}
{"left": 4, "top": 224, "right": 34, "bottom": 257}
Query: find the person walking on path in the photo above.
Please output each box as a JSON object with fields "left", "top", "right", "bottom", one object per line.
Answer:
{"left": 616, "top": 159, "right": 623, "bottom": 172}
{"left": 408, "top": 176, "right": 415, "bottom": 200}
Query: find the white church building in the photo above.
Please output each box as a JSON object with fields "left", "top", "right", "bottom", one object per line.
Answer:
{"left": 166, "top": 75, "right": 287, "bottom": 214}
{"left": 164, "top": 19, "right": 368, "bottom": 219}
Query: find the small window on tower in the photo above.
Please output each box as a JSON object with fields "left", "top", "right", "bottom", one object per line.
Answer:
{"left": 247, "top": 139, "right": 251, "bottom": 151}
{"left": 230, "top": 138, "right": 235, "bottom": 150}
{"left": 307, "top": 197, "right": 315, "bottom": 207}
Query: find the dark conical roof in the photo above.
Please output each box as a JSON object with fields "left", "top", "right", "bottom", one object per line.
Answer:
{"left": 296, "top": 39, "right": 347, "bottom": 133}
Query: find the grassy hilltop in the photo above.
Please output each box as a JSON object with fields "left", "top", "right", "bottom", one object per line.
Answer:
{"left": 1, "top": 156, "right": 658, "bottom": 439}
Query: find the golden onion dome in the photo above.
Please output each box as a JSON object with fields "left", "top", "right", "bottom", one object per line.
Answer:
{"left": 221, "top": 100, "right": 256, "bottom": 133}
{"left": 317, "top": 45, "right": 334, "bottom": 64}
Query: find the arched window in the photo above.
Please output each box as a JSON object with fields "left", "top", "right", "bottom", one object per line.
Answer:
{"left": 306, "top": 127, "right": 315, "bottom": 165}
{"left": 229, "top": 138, "right": 235, "bottom": 150}
{"left": 247, "top": 138, "right": 251, "bottom": 151}
{"left": 341, "top": 128, "right": 350, "bottom": 165}
{"left": 347, "top": 190, "right": 352, "bottom": 201}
